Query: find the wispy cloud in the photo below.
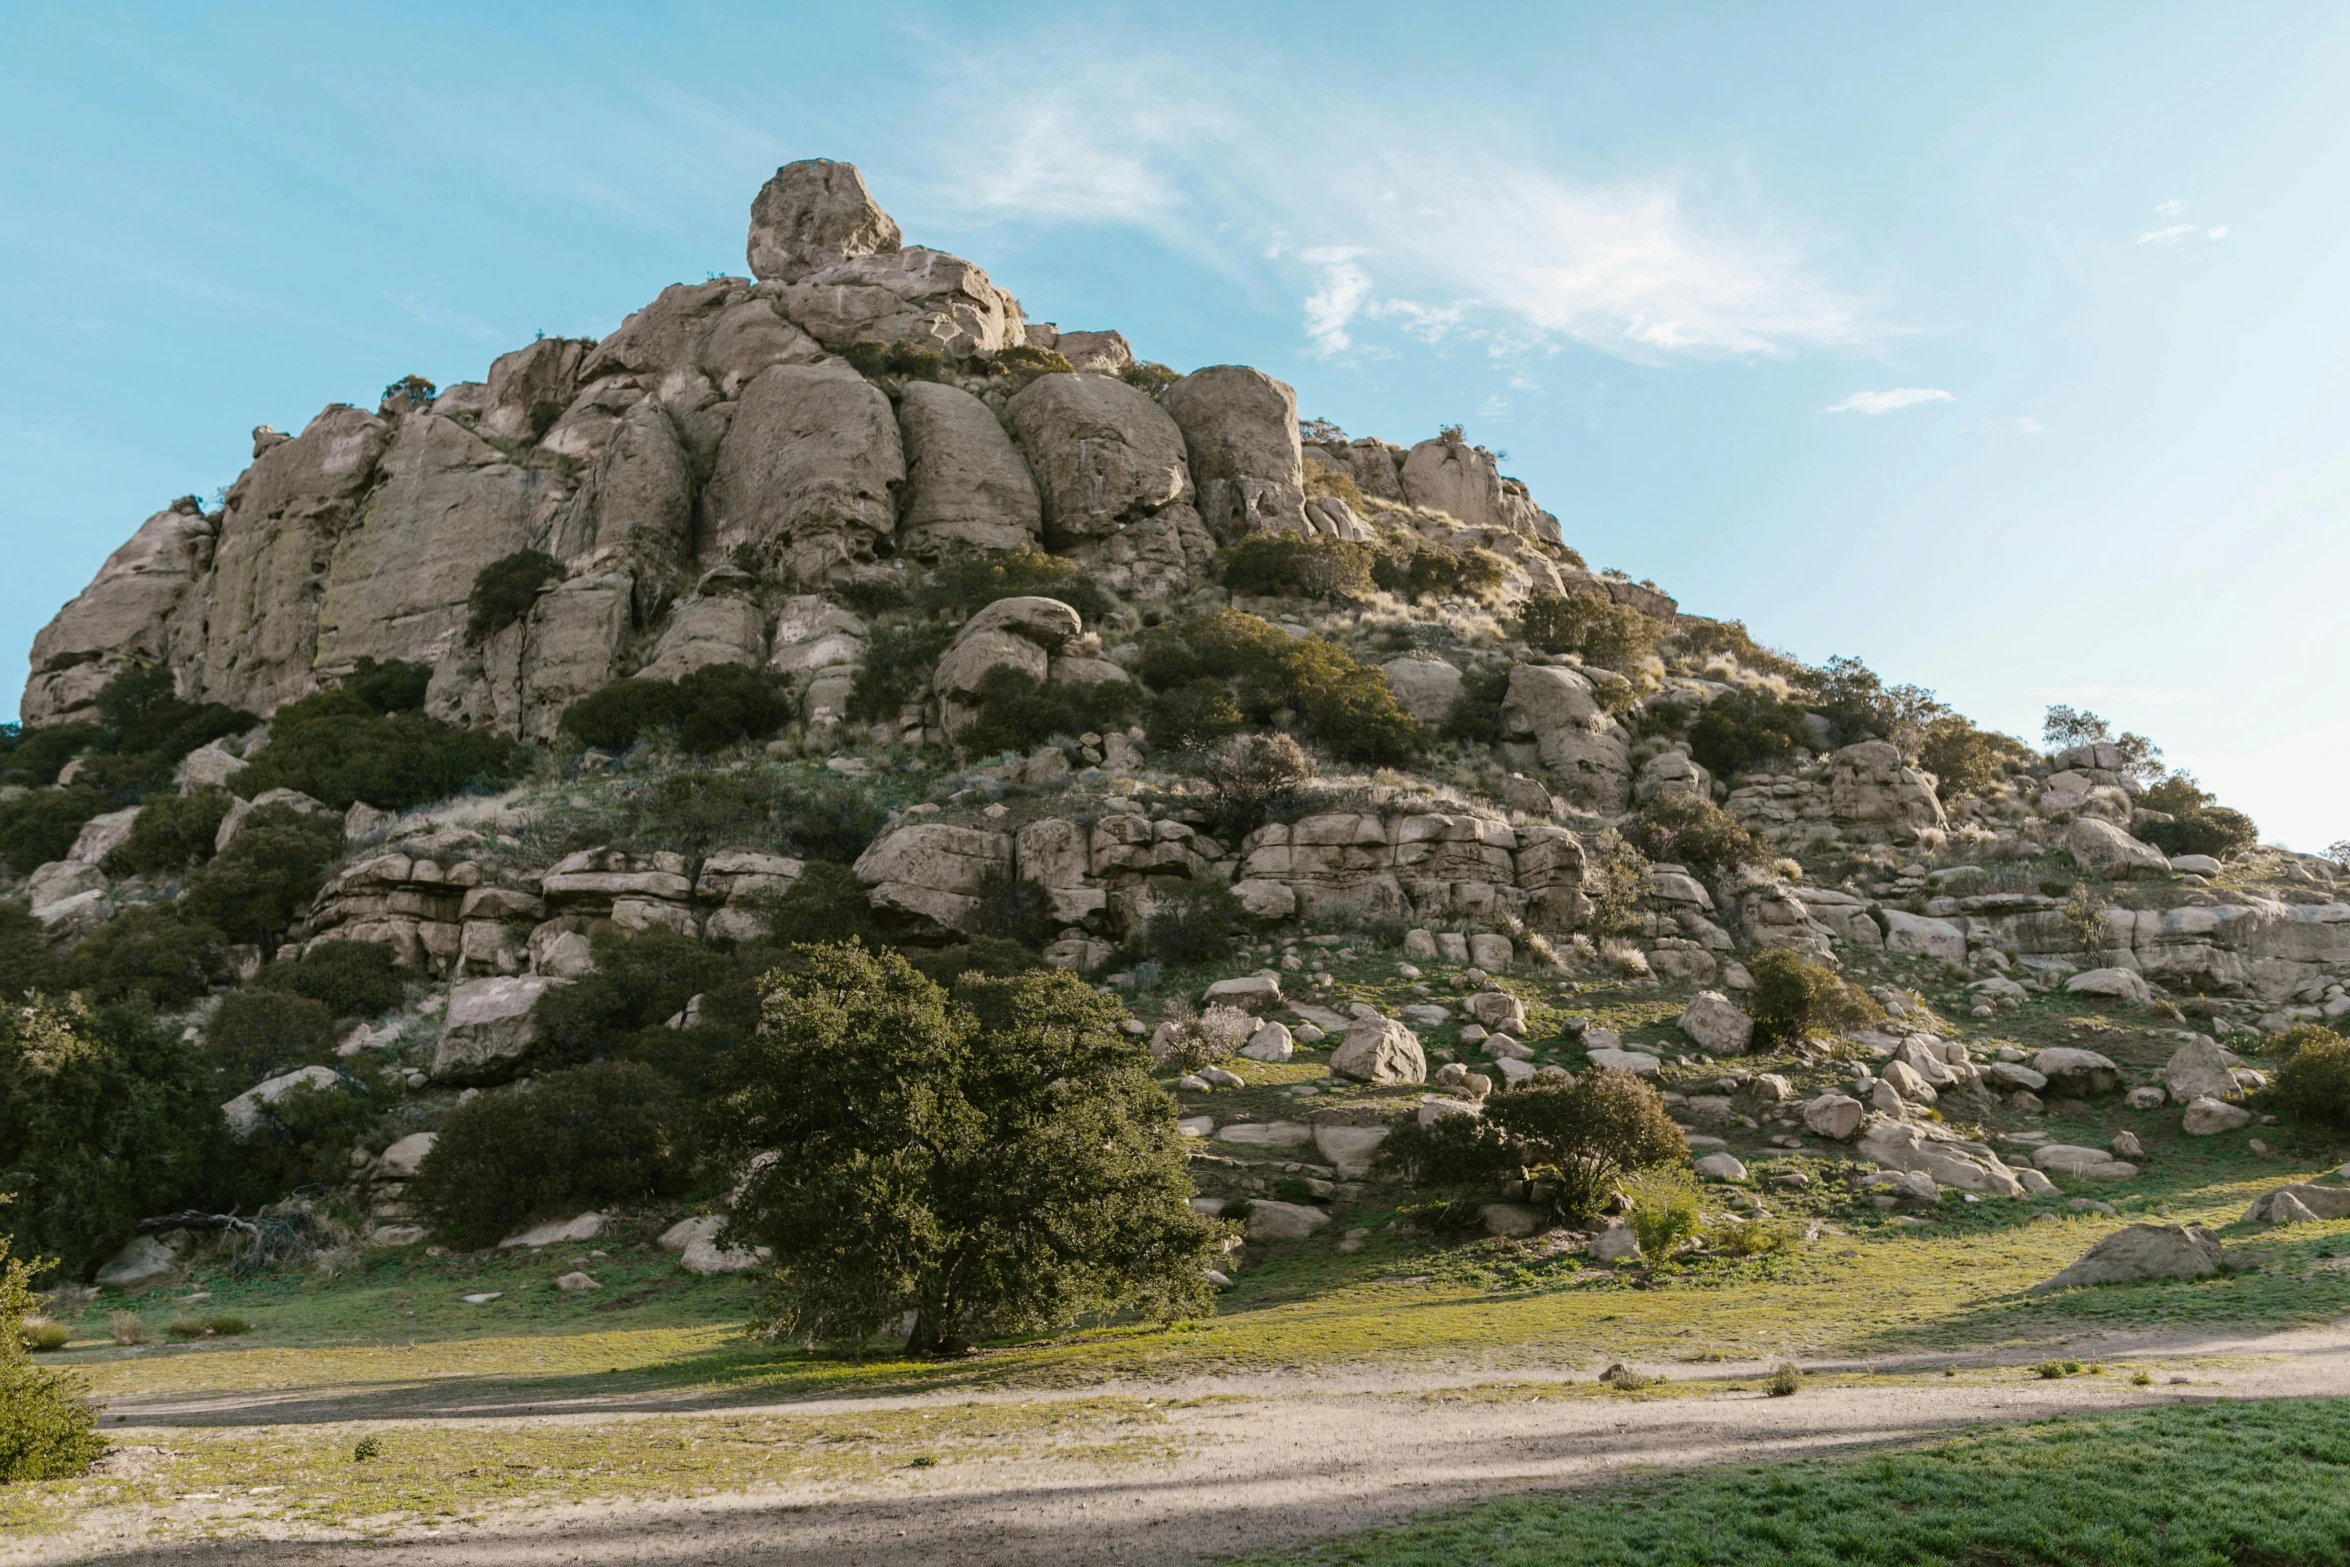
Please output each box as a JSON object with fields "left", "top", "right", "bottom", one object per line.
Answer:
{"left": 2135, "top": 200, "right": 2227, "bottom": 246}
{"left": 1826, "top": 388, "right": 1953, "bottom": 416}
{"left": 1962, "top": 415, "right": 2046, "bottom": 436}
{"left": 918, "top": 41, "right": 1876, "bottom": 366}
{"left": 388, "top": 292, "right": 507, "bottom": 345}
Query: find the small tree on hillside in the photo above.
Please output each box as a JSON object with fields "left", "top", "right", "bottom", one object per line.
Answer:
{"left": 0, "top": 1210, "right": 103, "bottom": 1482}
{"left": 720, "top": 944, "right": 1221, "bottom": 1356}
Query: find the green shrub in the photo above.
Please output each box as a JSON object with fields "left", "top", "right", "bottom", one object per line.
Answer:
{"left": 235, "top": 1076, "right": 375, "bottom": 1197}
{"left": 1621, "top": 792, "right": 1771, "bottom": 881}
{"left": 0, "top": 904, "right": 66, "bottom": 999}
{"left": 1621, "top": 1166, "right": 1703, "bottom": 1263}
{"left": 906, "top": 936, "right": 1049, "bottom": 991}
{"left": 20, "top": 1319, "right": 70, "bottom": 1353}
{"left": 2272, "top": 1025, "right": 2350, "bottom": 1128}
{"left": 1813, "top": 656, "right": 1948, "bottom": 756}
{"left": 1439, "top": 665, "right": 1512, "bottom": 747}
{"left": 467, "top": 550, "right": 562, "bottom": 640}
{"left": 1217, "top": 534, "right": 1375, "bottom": 600}
{"left": 1583, "top": 828, "right": 1651, "bottom": 938}
{"left": 1120, "top": 361, "right": 1181, "bottom": 395}
{"left": 1917, "top": 715, "right": 2033, "bottom": 803}
{"left": 956, "top": 667, "right": 1139, "bottom": 758}
{"left": 204, "top": 989, "right": 337, "bottom": 1087}
{"left": 1517, "top": 591, "right": 1660, "bottom": 671}
{"left": 846, "top": 621, "right": 955, "bottom": 724}
{"left": 754, "top": 863, "right": 887, "bottom": 948}
{"left": 250, "top": 940, "right": 408, "bottom": 1020}
{"left": 560, "top": 665, "right": 792, "bottom": 757}
{"left": 1749, "top": 947, "right": 1883, "bottom": 1049}
{"left": 1686, "top": 690, "right": 1813, "bottom": 781}
{"left": 237, "top": 697, "right": 515, "bottom": 811}
{"left": 841, "top": 341, "right": 947, "bottom": 382}
{"left": 600, "top": 770, "right": 887, "bottom": 867}
{"left": 1371, "top": 538, "right": 1505, "bottom": 603}
{"left": 1482, "top": 1071, "right": 1688, "bottom": 1222}
{"left": 1136, "top": 611, "right": 1420, "bottom": 765}
{"left": 65, "top": 905, "right": 224, "bottom": 1008}
{"left": 1127, "top": 882, "right": 1249, "bottom": 970}
{"left": 0, "top": 722, "right": 106, "bottom": 792}
{"left": 2139, "top": 811, "right": 2258, "bottom": 860}
{"left": 0, "top": 1232, "right": 102, "bottom": 1481}
{"left": 339, "top": 657, "right": 432, "bottom": 715}
{"left": 1668, "top": 618, "right": 1812, "bottom": 684}
{"left": 104, "top": 792, "right": 231, "bottom": 876}
{"left": 721, "top": 947, "right": 1217, "bottom": 1354}
{"left": 0, "top": 998, "right": 230, "bottom": 1274}
{"left": 1197, "top": 732, "right": 1315, "bottom": 838}
{"left": 920, "top": 548, "right": 1113, "bottom": 626}
{"left": 180, "top": 806, "right": 343, "bottom": 946}
{"left": 407, "top": 1063, "right": 690, "bottom": 1247}
{"left": 0, "top": 786, "right": 112, "bottom": 875}
{"left": 968, "top": 867, "right": 1056, "bottom": 948}
{"left": 532, "top": 927, "right": 757, "bottom": 1073}
{"left": 988, "top": 344, "right": 1075, "bottom": 379}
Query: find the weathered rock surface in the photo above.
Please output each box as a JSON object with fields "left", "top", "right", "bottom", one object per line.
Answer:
{"left": 1858, "top": 1119, "right": 2027, "bottom": 1196}
{"left": 746, "top": 159, "right": 902, "bottom": 284}
{"left": 854, "top": 823, "right": 1015, "bottom": 937}
{"left": 2029, "top": 1223, "right": 2223, "bottom": 1291}
{"left": 22, "top": 501, "right": 216, "bottom": 724}
{"left": 1004, "top": 372, "right": 1212, "bottom": 598}
{"left": 1329, "top": 1017, "right": 1426, "bottom": 1085}
{"left": 1500, "top": 665, "right": 1630, "bottom": 812}
{"left": 895, "top": 380, "right": 1043, "bottom": 557}
{"left": 431, "top": 975, "right": 568, "bottom": 1084}
{"left": 1380, "top": 658, "right": 1464, "bottom": 726}
{"left": 702, "top": 361, "right": 904, "bottom": 586}
{"left": 1159, "top": 366, "right": 1306, "bottom": 541}
{"left": 2065, "top": 818, "right": 2172, "bottom": 881}
{"left": 1678, "top": 991, "right": 1753, "bottom": 1054}
{"left": 222, "top": 1065, "right": 345, "bottom": 1138}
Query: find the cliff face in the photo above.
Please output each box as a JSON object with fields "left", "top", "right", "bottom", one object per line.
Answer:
{"left": 21, "top": 158, "right": 1569, "bottom": 738}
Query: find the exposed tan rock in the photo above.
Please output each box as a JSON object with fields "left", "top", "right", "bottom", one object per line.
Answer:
{"left": 1159, "top": 366, "right": 1306, "bottom": 541}
{"left": 639, "top": 575, "right": 769, "bottom": 681}
{"left": 932, "top": 597, "right": 1083, "bottom": 738}
{"left": 895, "top": 379, "right": 1043, "bottom": 558}
{"left": 475, "top": 337, "right": 586, "bottom": 442}
{"left": 1379, "top": 658, "right": 1463, "bottom": 725}
{"left": 702, "top": 362, "right": 904, "bottom": 586}
{"left": 853, "top": 823, "right": 1015, "bottom": 937}
{"left": 1500, "top": 664, "right": 1631, "bottom": 812}
{"left": 543, "top": 399, "right": 693, "bottom": 617}
{"left": 23, "top": 502, "right": 216, "bottom": 725}
{"left": 1005, "top": 373, "right": 1204, "bottom": 593}
{"left": 746, "top": 159, "right": 902, "bottom": 284}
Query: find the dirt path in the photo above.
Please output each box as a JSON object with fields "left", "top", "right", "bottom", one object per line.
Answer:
{"left": 33, "top": 1322, "right": 2350, "bottom": 1567}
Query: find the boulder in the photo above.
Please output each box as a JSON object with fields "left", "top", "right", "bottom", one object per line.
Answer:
{"left": 1050, "top": 330, "right": 1133, "bottom": 373}
{"left": 1464, "top": 991, "right": 1528, "bottom": 1034}
{"left": 2243, "top": 1184, "right": 2350, "bottom": 1225}
{"left": 431, "top": 975, "right": 567, "bottom": 1084}
{"left": 2031, "top": 1047, "right": 2121, "bottom": 1098}
{"left": 2167, "top": 854, "right": 2224, "bottom": 877}
{"left": 1499, "top": 664, "right": 1630, "bottom": 812}
{"left": 1158, "top": 366, "right": 1307, "bottom": 540}
{"left": 543, "top": 400, "right": 694, "bottom": 608}
{"left": 94, "top": 1235, "right": 179, "bottom": 1292}
{"left": 766, "top": 595, "right": 867, "bottom": 680}
{"left": 1695, "top": 1153, "right": 1749, "bottom": 1182}
{"left": 1203, "top": 974, "right": 1285, "bottom": 1012}
{"left": 181, "top": 739, "right": 250, "bottom": 795}
{"left": 500, "top": 1212, "right": 607, "bottom": 1249}
{"left": 932, "top": 596, "right": 1084, "bottom": 737}
{"left": 1232, "top": 878, "right": 1297, "bottom": 920}
{"left": 746, "top": 158, "right": 902, "bottom": 283}
{"left": 66, "top": 807, "right": 143, "bottom": 868}
{"left": 1880, "top": 909, "right": 1967, "bottom": 964}
{"left": 2160, "top": 1040, "right": 2242, "bottom": 1104}
{"left": 1678, "top": 991, "right": 1753, "bottom": 1055}
{"left": 2181, "top": 1095, "right": 2254, "bottom": 1135}
{"left": 657, "top": 1215, "right": 774, "bottom": 1276}
{"left": 1480, "top": 1203, "right": 1550, "bottom": 1239}
{"left": 1857, "top": 1119, "right": 2027, "bottom": 1196}
{"left": 1380, "top": 658, "right": 1464, "bottom": 726}
{"left": 1586, "top": 1047, "right": 1662, "bottom": 1077}
{"left": 1589, "top": 1226, "right": 1642, "bottom": 1263}
{"left": 702, "top": 361, "right": 904, "bottom": 586}
{"left": 2064, "top": 818, "right": 2172, "bottom": 881}
{"left": 221, "top": 1065, "right": 345, "bottom": 1138}
{"left": 638, "top": 585, "right": 768, "bottom": 682}
{"left": 22, "top": 502, "right": 216, "bottom": 725}
{"left": 895, "top": 380, "right": 1044, "bottom": 558}
{"left": 2028, "top": 1223, "right": 2223, "bottom": 1292}
{"left": 1215, "top": 1121, "right": 1314, "bottom": 1149}
{"left": 1243, "top": 1200, "right": 1332, "bottom": 1242}
{"left": 2067, "top": 967, "right": 2153, "bottom": 1003}
{"left": 1240, "top": 1021, "right": 1295, "bottom": 1062}
{"left": 1312, "top": 1124, "right": 1390, "bottom": 1180}
{"left": 1803, "top": 1094, "right": 1866, "bottom": 1140}
{"left": 852, "top": 824, "right": 1014, "bottom": 937}
{"left": 2031, "top": 1144, "right": 2138, "bottom": 1181}
{"left": 1987, "top": 1061, "right": 2050, "bottom": 1093}
{"left": 376, "top": 1132, "right": 438, "bottom": 1180}
{"left": 1633, "top": 750, "right": 1711, "bottom": 805}
{"left": 1004, "top": 373, "right": 1213, "bottom": 597}
{"left": 782, "top": 246, "right": 1023, "bottom": 360}
{"left": 1329, "top": 1017, "right": 1426, "bottom": 1085}
{"left": 1881, "top": 1060, "right": 1939, "bottom": 1104}
{"left": 1469, "top": 934, "right": 1515, "bottom": 972}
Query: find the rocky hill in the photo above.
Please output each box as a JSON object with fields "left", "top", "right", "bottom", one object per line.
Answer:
{"left": 8, "top": 159, "right": 2348, "bottom": 1283}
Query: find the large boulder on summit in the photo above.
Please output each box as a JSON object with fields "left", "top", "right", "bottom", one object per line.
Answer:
{"left": 1004, "top": 373, "right": 1215, "bottom": 599}
{"left": 1398, "top": 435, "right": 1560, "bottom": 543}
{"left": 2029, "top": 1223, "right": 2223, "bottom": 1292}
{"left": 202, "top": 403, "right": 393, "bottom": 714}
{"left": 22, "top": 500, "right": 216, "bottom": 725}
{"left": 470, "top": 336, "right": 586, "bottom": 443}
{"left": 1158, "top": 366, "right": 1307, "bottom": 541}
{"left": 314, "top": 413, "right": 548, "bottom": 673}
{"left": 1499, "top": 665, "right": 1631, "bottom": 812}
{"left": 702, "top": 361, "right": 905, "bottom": 586}
{"left": 895, "top": 380, "right": 1044, "bottom": 558}
{"left": 932, "top": 596, "right": 1083, "bottom": 738}
{"left": 745, "top": 158, "right": 902, "bottom": 284}
{"left": 853, "top": 824, "right": 1015, "bottom": 937}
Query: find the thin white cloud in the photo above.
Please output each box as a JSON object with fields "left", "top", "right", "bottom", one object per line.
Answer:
{"left": 2135, "top": 199, "right": 2227, "bottom": 247}
{"left": 2153, "top": 198, "right": 2187, "bottom": 217}
{"left": 388, "top": 292, "right": 506, "bottom": 345}
{"left": 1299, "top": 247, "right": 1372, "bottom": 355}
{"left": 919, "top": 43, "right": 1875, "bottom": 366}
{"left": 1961, "top": 415, "right": 2046, "bottom": 436}
{"left": 1826, "top": 388, "right": 1954, "bottom": 416}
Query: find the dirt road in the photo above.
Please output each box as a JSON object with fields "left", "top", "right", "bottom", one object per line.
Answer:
{"left": 31, "top": 1321, "right": 2350, "bottom": 1566}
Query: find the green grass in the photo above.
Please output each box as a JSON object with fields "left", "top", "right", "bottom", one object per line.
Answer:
{"left": 1230, "top": 1397, "right": 2350, "bottom": 1565}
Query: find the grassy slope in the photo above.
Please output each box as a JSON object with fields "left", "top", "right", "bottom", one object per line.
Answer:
{"left": 1230, "top": 1397, "right": 2350, "bottom": 1566}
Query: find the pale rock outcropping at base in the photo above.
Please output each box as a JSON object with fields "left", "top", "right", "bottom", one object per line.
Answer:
{"left": 2067, "top": 967, "right": 2154, "bottom": 1002}
{"left": 1857, "top": 1119, "right": 2027, "bottom": 1197}
{"left": 1380, "top": 658, "right": 1464, "bottom": 727}
{"left": 852, "top": 823, "right": 1014, "bottom": 938}
{"left": 500, "top": 1212, "right": 607, "bottom": 1249}
{"left": 221, "top": 1065, "right": 345, "bottom": 1138}
{"left": 1499, "top": 664, "right": 1631, "bottom": 814}
{"left": 431, "top": 974, "right": 569, "bottom": 1084}
{"left": 2029, "top": 1223, "right": 2223, "bottom": 1292}
{"left": 94, "top": 1235, "right": 180, "bottom": 1292}
{"left": 658, "top": 1215, "right": 774, "bottom": 1276}
{"left": 1244, "top": 1200, "right": 1331, "bottom": 1242}
{"left": 1677, "top": 991, "right": 1753, "bottom": 1054}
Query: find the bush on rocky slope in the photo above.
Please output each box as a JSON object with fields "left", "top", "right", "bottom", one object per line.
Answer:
{"left": 466, "top": 550, "right": 563, "bottom": 640}
{"left": 1749, "top": 948, "right": 1884, "bottom": 1049}
{"left": 204, "top": 989, "right": 338, "bottom": 1087}
{"left": 956, "top": 667, "right": 1139, "bottom": 758}
{"left": 64, "top": 905, "right": 223, "bottom": 1008}
{"left": 239, "top": 689, "right": 516, "bottom": 811}
{"left": 921, "top": 548, "right": 1112, "bottom": 626}
{"left": 1622, "top": 793, "right": 1772, "bottom": 880}
{"left": 180, "top": 806, "right": 344, "bottom": 948}
{"left": 250, "top": 939, "right": 409, "bottom": 1020}
{"left": 1138, "top": 611, "right": 1421, "bottom": 765}
{"left": 104, "top": 792, "right": 232, "bottom": 876}
{"left": 2138, "top": 773, "right": 2259, "bottom": 860}
{"left": 1517, "top": 591, "right": 1661, "bottom": 672}
{"left": 560, "top": 665, "right": 793, "bottom": 758}
{"left": 408, "top": 1062, "right": 692, "bottom": 1248}
{"left": 2271, "top": 1025, "right": 2350, "bottom": 1128}
{"left": 0, "top": 1226, "right": 102, "bottom": 1482}
{"left": 1217, "top": 534, "right": 1376, "bottom": 601}
{"left": 1684, "top": 689, "right": 1813, "bottom": 782}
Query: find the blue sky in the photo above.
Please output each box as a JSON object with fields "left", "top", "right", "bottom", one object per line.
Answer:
{"left": 4, "top": 3, "right": 2345, "bottom": 846}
